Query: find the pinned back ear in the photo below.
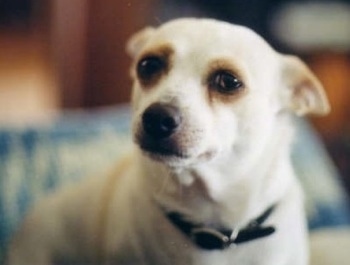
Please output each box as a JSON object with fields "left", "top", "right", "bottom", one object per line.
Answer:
{"left": 281, "top": 55, "right": 330, "bottom": 116}
{"left": 126, "top": 27, "right": 155, "bottom": 58}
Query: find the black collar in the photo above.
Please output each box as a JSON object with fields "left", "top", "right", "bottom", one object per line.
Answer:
{"left": 166, "top": 204, "right": 277, "bottom": 250}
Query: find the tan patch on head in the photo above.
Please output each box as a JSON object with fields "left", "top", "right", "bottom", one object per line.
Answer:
{"left": 135, "top": 43, "right": 174, "bottom": 88}
{"left": 205, "top": 58, "right": 247, "bottom": 104}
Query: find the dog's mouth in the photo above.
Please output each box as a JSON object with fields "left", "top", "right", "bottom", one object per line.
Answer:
{"left": 137, "top": 136, "right": 190, "bottom": 160}
{"left": 136, "top": 134, "right": 218, "bottom": 166}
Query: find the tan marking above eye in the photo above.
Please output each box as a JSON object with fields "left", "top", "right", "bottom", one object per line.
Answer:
{"left": 205, "top": 58, "right": 245, "bottom": 82}
{"left": 140, "top": 43, "right": 175, "bottom": 61}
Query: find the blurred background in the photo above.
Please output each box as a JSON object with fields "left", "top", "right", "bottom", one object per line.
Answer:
{"left": 0, "top": 0, "right": 349, "bottom": 191}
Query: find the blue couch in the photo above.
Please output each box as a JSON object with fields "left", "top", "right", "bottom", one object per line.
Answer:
{"left": 0, "top": 105, "right": 349, "bottom": 263}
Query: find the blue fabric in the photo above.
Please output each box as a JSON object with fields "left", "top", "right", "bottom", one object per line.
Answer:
{"left": 292, "top": 117, "right": 350, "bottom": 229}
{"left": 0, "top": 106, "right": 349, "bottom": 262}
{"left": 0, "top": 106, "right": 132, "bottom": 262}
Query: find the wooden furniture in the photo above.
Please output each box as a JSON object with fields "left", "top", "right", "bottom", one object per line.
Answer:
{"left": 308, "top": 53, "right": 350, "bottom": 141}
{"left": 307, "top": 52, "right": 350, "bottom": 192}
{"left": 49, "top": 0, "right": 155, "bottom": 108}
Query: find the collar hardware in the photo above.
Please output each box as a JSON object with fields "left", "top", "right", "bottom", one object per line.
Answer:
{"left": 191, "top": 227, "right": 231, "bottom": 250}
{"left": 166, "top": 204, "right": 277, "bottom": 251}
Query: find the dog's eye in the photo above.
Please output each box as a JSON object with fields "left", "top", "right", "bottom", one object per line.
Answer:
{"left": 137, "top": 56, "right": 165, "bottom": 81}
{"left": 211, "top": 71, "right": 243, "bottom": 94}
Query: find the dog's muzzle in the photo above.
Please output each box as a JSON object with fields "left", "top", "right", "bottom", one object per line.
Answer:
{"left": 138, "top": 103, "right": 185, "bottom": 157}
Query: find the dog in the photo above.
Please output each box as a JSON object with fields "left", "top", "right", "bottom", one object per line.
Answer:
{"left": 7, "top": 18, "right": 330, "bottom": 265}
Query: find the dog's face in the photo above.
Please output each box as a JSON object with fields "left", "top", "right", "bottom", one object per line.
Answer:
{"left": 127, "top": 18, "right": 329, "bottom": 168}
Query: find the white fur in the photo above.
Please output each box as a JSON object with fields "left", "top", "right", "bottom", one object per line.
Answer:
{"left": 7, "top": 18, "right": 329, "bottom": 265}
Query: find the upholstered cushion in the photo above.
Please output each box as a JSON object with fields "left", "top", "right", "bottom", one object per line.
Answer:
{"left": 0, "top": 106, "right": 349, "bottom": 262}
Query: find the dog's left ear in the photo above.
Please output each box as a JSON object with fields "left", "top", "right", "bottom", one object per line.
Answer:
{"left": 126, "top": 27, "right": 155, "bottom": 58}
{"left": 281, "top": 55, "right": 330, "bottom": 116}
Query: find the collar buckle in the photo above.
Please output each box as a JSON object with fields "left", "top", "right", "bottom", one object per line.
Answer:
{"left": 191, "top": 227, "right": 231, "bottom": 250}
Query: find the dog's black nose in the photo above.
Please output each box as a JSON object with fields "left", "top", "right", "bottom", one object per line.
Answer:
{"left": 142, "top": 103, "right": 181, "bottom": 139}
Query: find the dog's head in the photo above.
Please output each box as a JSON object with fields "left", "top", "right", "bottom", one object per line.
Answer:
{"left": 127, "top": 18, "right": 329, "bottom": 168}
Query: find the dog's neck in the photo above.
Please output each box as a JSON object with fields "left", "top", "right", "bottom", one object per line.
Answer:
{"left": 137, "top": 115, "right": 295, "bottom": 228}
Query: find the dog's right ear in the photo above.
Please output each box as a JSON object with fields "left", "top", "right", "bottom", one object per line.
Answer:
{"left": 126, "top": 27, "right": 155, "bottom": 58}
{"left": 280, "top": 55, "right": 330, "bottom": 116}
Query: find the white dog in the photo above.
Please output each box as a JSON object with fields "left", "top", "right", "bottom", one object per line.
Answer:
{"left": 7, "top": 18, "right": 330, "bottom": 265}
